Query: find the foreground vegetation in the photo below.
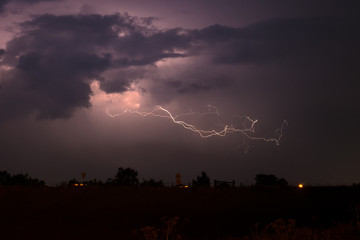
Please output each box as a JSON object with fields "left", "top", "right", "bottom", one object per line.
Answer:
{"left": 2, "top": 168, "right": 360, "bottom": 239}
{"left": 1, "top": 185, "right": 360, "bottom": 239}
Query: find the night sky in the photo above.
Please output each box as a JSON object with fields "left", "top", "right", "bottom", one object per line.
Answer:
{"left": 1, "top": 0, "right": 359, "bottom": 185}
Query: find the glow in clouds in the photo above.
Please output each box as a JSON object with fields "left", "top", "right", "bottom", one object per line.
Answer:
{"left": 90, "top": 81, "right": 141, "bottom": 109}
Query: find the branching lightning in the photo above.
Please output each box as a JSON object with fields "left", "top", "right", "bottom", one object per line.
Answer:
{"left": 106, "top": 105, "right": 288, "bottom": 147}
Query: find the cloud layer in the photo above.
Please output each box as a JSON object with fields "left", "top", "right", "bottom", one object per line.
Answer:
{"left": 1, "top": 13, "right": 359, "bottom": 126}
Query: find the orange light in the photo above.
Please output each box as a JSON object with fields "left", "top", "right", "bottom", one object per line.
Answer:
{"left": 74, "top": 183, "right": 79, "bottom": 186}
{"left": 184, "top": 185, "right": 189, "bottom": 188}
{"left": 298, "top": 184, "right": 303, "bottom": 188}
{"left": 80, "top": 183, "right": 84, "bottom": 186}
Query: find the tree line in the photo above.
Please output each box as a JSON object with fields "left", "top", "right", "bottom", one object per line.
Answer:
{"left": 0, "top": 170, "right": 45, "bottom": 186}
{"left": 1, "top": 168, "right": 289, "bottom": 187}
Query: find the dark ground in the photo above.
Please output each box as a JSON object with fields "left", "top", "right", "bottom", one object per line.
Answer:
{"left": 1, "top": 186, "right": 360, "bottom": 239}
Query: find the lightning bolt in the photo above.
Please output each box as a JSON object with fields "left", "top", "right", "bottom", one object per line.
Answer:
{"left": 106, "top": 105, "right": 288, "bottom": 146}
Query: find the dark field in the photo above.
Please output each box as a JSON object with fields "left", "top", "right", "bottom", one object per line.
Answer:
{"left": 1, "top": 186, "right": 360, "bottom": 239}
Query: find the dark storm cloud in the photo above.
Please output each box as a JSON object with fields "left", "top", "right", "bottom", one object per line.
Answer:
{"left": 1, "top": 12, "right": 359, "bottom": 124}
{"left": 142, "top": 16, "right": 360, "bottom": 161}
{"left": 177, "top": 83, "right": 210, "bottom": 94}
{"left": 0, "top": 0, "right": 57, "bottom": 14}
{"left": 1, "top": 15, "right": 106, "bottom": 119}
{"left": 17, "top": 0, "right": 58, "bottom": 2}
{"left": 0, "top": 14, "right": 122, "bottom": 120}
{"left": 189, "top": 17, "right": 360, "bottom": 65}
{"left": 229, "top": 17, "right": 360, "bottom": 107}
{"left": 195, "top": 17, "right": 360, "bottom": 154}
{"left": 0, "top": 13, "right": 190, "bottom": 121}
{"left": 146, "top": 16, "right": 360, "bottom": 106}
{"left": 100, "top": 67, "right": 147, "bottom": 93}
{"left": 0, "top": 0, "right": 11, "bottom": 13}
{"left": 165, "top": 78, "right": 231, "bottom": 94}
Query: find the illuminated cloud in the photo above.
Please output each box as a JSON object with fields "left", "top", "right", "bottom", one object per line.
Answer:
{"left": 0, "top": 13, "right": 187, "bottom": 120}
{"left": 1, "top": 12, "right": 359, "bottom": 124}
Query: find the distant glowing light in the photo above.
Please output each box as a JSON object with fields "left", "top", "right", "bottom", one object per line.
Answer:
{"left": 154, "top": 53, "right": 189, "bottom": 67}
{"left": 106, "top": 105, "right": 288, "bottom": 147}
{"left": 118, "top": 32, "right": 127, "bottom": 38}
{"left": 73, "top": 183, "right": 86, "bottom": 187}
{"left": 0, "top": 65, "right": 14, "bottom": 71}
{"left": 298, "top": 184, "right": 304, "bottom": 188}
{"left": 163, "top": 49, "right": 186, "bottom": 55}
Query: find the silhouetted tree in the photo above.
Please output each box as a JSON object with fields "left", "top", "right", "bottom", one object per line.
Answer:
{"left": 255, "top": 174, "right": 288, "bottom": 187}
{"left": 107, "top": 167, "right": 139, "bottom": 186}
{"left": 140, "top": 178, "right": 164, "bottom": 187}
{"left": 0, "top": 171, "right": 11, "bottom": 185}
{"left": 105, "top": 177, "right": 114, "bottom": 185}
{"left": 277, "top": 177, "right": 288, "bottom": 187}
{"left": 0, "top": 171, "right": 45, "bottom": 186}
{"left": 85, "top": 178, "right": 104, "bottom": 186}
{"left": 192, "top": 171, "right": 210, "bottom": 187}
